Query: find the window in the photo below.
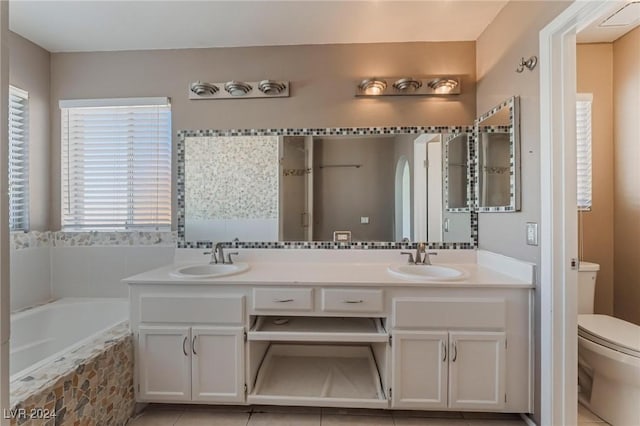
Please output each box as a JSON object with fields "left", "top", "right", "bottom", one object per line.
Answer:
{"left": 576, "top": 93, "right": 593, "bottom": 211}
{"left": 60, "top": 97, "right": 171, "bottom": 230}
{"left": 9, "top": 86, "right": 29, "bottom": 231}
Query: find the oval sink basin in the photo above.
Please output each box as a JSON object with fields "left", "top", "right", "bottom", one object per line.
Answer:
{"left": 171, "top": 262, "right": 250, "bottom": 279}
{"left": 387, "top": 264, "right": 465, "bottom": 281}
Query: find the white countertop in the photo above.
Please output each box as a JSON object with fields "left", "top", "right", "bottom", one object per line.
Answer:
{"left": 123, "top": 249, "right": 534, "bottom": 288}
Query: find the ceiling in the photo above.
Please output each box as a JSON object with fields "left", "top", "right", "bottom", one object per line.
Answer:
{"left": 9, "top": 0, "right": 509, "bottom": 53}
{"left": 578, "top": 1, "right": 640, "bottom": 43}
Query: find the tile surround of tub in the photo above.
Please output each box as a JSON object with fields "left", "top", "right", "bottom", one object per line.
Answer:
{"left": 10, "top": 322, "right": 134, "bottom": 426}
{"left": 11, "top": 231, "right": 176, "bottom": 301}
{"left": 10, "top": 246, "right": 52, "bottom": 311}
{"left": 11, "top": 231, "right": 177, "bottom": 250}
{"left": 51, "top": 246, "right": 175, "bottom": 298}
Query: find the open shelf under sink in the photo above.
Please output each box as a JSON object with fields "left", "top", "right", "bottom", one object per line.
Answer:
{"left": 248, "top": 316, "right": 388, "bottom": 342}
{"left": 248, "top": 344, "right": 387, "bottom": 408}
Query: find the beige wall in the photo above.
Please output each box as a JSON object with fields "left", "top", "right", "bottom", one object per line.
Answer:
{"left": 613, "top": 26, "right": 640, "bottom": 325}
{"left": 9, "top": 32, "right": 50, "bottom": 231}
{"left": 50, "top": 41, "right": 477, "bottom": 230}
{"left": 475, "top": 1, "right": 571, "bottom": 422}
{"left": 576, "top": 43, "right": 614, "bottom": 316}
{"left": 313, "top": 136, "right": 395, "bottom": 241}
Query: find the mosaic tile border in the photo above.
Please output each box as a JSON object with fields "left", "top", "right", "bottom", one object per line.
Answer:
{"left": 53, "top": 231, "right": 177, "bottom": 247}
{"left": 179, "top": 240, "right": 475, "bottom": 250}
{"left": 177, "top": 126, "right": 473, "bottom": 138}
{"left": 473, "top": 96, "right": 521, "bottom": 213}
{"left": 11, "top": 231, "right": 52, "bottom": 250}
{"left": 11, "top": 231, "right": 177, "bottom": 250}
{"left": 177, "top": 126, "right": 478, "bottom": 250}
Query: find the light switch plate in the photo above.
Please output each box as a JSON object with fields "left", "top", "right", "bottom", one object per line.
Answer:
{"left": 360, "top": 216, "right": 369, "bottom": 224}
{"left": 526, "top": 222, "right": 538, "bottom": 246}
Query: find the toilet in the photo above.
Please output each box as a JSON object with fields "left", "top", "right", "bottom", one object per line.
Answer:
{"left": 578, "top": 261, "right": 640, "bottom": 426}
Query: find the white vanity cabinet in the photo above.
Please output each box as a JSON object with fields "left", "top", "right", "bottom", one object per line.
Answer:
{"left": 131, "top": 290, "right": 247, "bottom": 404}
{"left": 137, "top": 326, "right": 244, "bottom": 403}
{"left": 391, "top": 330, "right": 506, "bottom": 410}
{"left": 390, "top": 294, "right": 528, "bottom": 412}
{"left": 127, "top": 266, "right": 533, "bottom": 414}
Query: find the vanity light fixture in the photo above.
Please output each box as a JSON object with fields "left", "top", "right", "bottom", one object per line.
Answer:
{"left": 358, "top": 79, "right": 387, "bottom": 96}
{"left": 190, "top": 81, "right": 219, "bottom": 96}
{"left": 224, "top": 81, "right": 253, "bottom": 97}
{"left": 426, "top": 78, "right": 459, "bottom": 94}
{"left": 188, "top": 80, "right": 290, "bottom": 100}
{"left": 356, "top": 76, "right": 461, "bottom": 97}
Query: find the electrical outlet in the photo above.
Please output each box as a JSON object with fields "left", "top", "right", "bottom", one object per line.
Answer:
{"left": 361, "top": 216, "right": 369, "bottom": 224}
{"left": 526, "top": 222, "right": 538, "bottom": 246}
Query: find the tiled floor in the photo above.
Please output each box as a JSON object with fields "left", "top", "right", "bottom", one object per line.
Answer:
{"left": 129, "top": 405, "right": 527, "bottom": 426}
{"left": 128, "top": 402, "right": 613, "bottom": 425}
{"left": 578, "top": 403, "right": 609, "bottom": 425}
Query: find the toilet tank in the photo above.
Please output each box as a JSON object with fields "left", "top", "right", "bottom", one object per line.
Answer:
{"left": 578, "top": 262, "right": 600, "bottom": 314}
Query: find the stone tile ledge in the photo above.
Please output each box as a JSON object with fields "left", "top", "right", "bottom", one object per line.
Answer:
{"left": 12, "top": 231, "right": 177, "bottom": 250}
{"left": 10, "top": 321, "right": 131, "bottom": 408}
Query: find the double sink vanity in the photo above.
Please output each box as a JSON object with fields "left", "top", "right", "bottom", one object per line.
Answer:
{"left": 125, "top": 95, "right": 532, "bottom": 414}
{"left": 125, "top": 248, "right": 534, "bottom": 414}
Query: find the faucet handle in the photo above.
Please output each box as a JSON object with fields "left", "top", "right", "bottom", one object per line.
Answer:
{"left": 400, "top": 252, "right": 415, "bottom": 264}
{"left": 203, "top": 251, "right": 217, "bottom": 264}
{"left": 226, "top": 252, "right": 239, "bottom": 264}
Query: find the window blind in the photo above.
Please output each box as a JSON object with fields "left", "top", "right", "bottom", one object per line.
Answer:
{"left": 61, "top": 98, "right": 171, "bottom": 230}
{"left": 576, "top": 94, "right": 593, "bottom": 211}
{"left": 9, "top": 86, "right": 29, "bottom": 231}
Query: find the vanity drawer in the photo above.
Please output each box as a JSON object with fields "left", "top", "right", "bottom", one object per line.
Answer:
{"left": 393, "top": 297, "right": 506, "bottom": 329}
{"left": 321, "top": 289, "right": 384, "bottom": 314}
{"left": 140, "top": 294, "right": 245, "bottom": 324}
{"left": 253, "top": 288, "right": 314, "bottom": 312}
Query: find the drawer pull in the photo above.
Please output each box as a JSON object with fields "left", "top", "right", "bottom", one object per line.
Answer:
{"left": 182, "top": 336, "right": 188, "bottom": 356}
{"left": 343, "top": 299, "right": 364, "bottom": 304}
{"left": 442, "top": 340, "right": 447, "bottom": 362}
{"left": 192, "top": 336, "right": 198, "bottom": 355}
{"left": 452, "top": 341, "right": 458, "bottom": 362}
{"left": 273, "top": 298, "right": 295, "bottom": 303}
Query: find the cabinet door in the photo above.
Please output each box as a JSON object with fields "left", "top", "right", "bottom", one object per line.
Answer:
{"left": 138, "top": 326, "right": 191, "bottom": 401}
{"left": 391, "top": 330, "right": 448, "bottom": 409}
{"left": 448, "top": 331, "right": 506, "bottom": 410}
{"left": 191, "top": 326, "right": 245, "bottom": 402}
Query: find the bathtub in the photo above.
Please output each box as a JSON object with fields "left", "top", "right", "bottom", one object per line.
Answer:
{"left": 9, "top": 298, "right": 134, "bottom": 425}
{"left": 10, "top": 298, "right": 128, "bottom": 380}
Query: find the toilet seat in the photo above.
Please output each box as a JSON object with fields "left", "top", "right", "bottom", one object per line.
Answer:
{"left": 578, "top": 314, "right": 640, "bottom": 358}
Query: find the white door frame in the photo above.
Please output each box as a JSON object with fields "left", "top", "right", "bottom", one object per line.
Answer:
{"left": 538, "top": 1, "right": 624, "bottom": 425}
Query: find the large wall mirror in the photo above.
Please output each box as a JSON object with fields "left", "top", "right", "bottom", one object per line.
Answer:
{"left": 177, "top": 127, "right": 477, "bottom": 248}
{"left": 475, "top": 96, "right": 521, "bottom": 212}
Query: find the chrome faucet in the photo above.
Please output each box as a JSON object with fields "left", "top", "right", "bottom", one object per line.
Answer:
{"left": 213, "top": 242, "right": 225, "bottom": 264}
{"left": 400, "top": 243, "right": 438, "bottom": 265}
{"left": 204, "top": 242, "right": 239, "bottom": 264}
